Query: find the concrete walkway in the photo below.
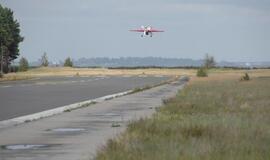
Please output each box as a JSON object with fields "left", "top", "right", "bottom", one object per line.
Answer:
{"left": 0, "top": 77, "right": 187, "bottom": 160}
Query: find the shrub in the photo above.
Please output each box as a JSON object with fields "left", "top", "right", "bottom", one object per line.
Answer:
{"left": 64, "top": 57, "right": 73, "bottom": 67}
{"left": 19, "top": 57, "right": 29, "bottom": 72}
{"left": 204, "top": 53, "right": 216, "bottom": 69}
{"left": 240, "top": 73, "right": 250, "bottom": 81}
{"left": 40, "top": 52, "right": 49, "bottom": 67}
{"left": 196, "top": 68, "right": 208, "bottom": 77}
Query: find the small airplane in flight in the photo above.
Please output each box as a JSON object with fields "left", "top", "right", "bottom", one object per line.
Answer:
{"left": 130, "top": 26, "right": 164, "bottom": 37}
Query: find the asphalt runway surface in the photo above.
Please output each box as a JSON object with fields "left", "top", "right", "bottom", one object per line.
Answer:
{"left": 0, "top": 75, "right": 170, "bottom": 121}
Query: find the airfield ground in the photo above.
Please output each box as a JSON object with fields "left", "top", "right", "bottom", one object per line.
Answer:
{"left": 95, "top": 69, "right": 270, "bottom": 160}
{"left": 0, "top": 75, "right": 171, "bottom": 121}
{"left": 0, "top": 68, "right": 269, "bottom": 159}
{"left": 1, "top": 67, "right": 270, "bottom": 81}
{"left": 0, "top": 75, "right": 187, "bottom": 160}
{"left": 0, "top": 67, "right": 195, "bottom": 82}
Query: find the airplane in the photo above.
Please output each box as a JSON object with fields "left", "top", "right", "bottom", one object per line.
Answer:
{"left": 130, "top": 26, "right": 164, "bottom": 37}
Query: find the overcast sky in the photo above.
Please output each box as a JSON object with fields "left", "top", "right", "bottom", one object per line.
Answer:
{"left": 1, "top": 0, "right": 270, "bottom": 62}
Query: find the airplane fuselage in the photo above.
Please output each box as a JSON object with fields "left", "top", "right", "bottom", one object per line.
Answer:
{"left": 143, "top": 30, "right": 152, "bottom": 37}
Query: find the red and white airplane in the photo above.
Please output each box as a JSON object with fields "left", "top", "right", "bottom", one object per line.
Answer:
{"left": 130, "top": 26, "right": 164, "bottom": 37}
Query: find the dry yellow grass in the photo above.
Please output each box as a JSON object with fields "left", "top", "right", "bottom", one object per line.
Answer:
{"left": 27, "top": 67, "right": 196, "bottom": 76}
{"left": 0, "top": 75, "right": 33, "bottom": 82}
{"left": 1, "top": 67, "right": 270, "bottom": 82}
{"left": 0, "top": 67, "right": 196, "bottom": 82}
{"left": 191, "top": 69, "right": 270, "bottom": 83}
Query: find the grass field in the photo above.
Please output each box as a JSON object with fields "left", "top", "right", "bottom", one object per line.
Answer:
{"left": 1, "top": 67, "right": 270, "bottom": 82}
{"left": 95, "top": 73, "right": 270, "bottom": 160}
{"left": 0, "top": 67, "right": 196, "bottom": 82}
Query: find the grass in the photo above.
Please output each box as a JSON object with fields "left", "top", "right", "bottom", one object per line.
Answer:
{"left": 0, "top": 74, "right": 33, "bottom": 82}
{"left": 64, "top": 101, "right": 97, "bottom": 112}
{"left": 5, "top": 67, "right": 196, "bottom": 77}
{"left": 0, "top": 67, "right": 196, "bottom": 81}
{"left": 95, "top": 74, "right": 270, "bottom": 160}
{"left": 131, "top": 85, "right": 152, "bottom": 94}
{"left": 130, "top": 75, "right": 181, "bottom": 94}
{"left": 1, "top": 67, "right": 270, "bottom": 82}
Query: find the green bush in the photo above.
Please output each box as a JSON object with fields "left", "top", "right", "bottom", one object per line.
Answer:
{"left": 196, "top": 68, "right": 208, "bottom": 77}
{"left": 64, "top": 57, "right": 73, "bottom": 67}
{"left": 19, "top": 57, "right": 29, "bottom": 72}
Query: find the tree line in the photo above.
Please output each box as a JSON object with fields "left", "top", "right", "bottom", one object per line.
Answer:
{"left": 0, "top": 5, "right": 73, "bottom": 75}
{"left": 38, "top": 53, "right": 73, "bottom": 67}
{"left": 17, "top": 53, "right": 73, "bottom": 72}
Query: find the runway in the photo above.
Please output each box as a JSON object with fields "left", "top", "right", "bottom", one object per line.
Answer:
{"left": 0, "top": 75, "right": 169, "bottom": 121}
{"left": 0, "top": 77, "right": 187, "bottom": 160}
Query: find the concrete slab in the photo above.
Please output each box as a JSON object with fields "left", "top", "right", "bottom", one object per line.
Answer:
{"left": 0, "top": 76, "right": 170, "bottom": 121}
{"left": 0, "top": 77, "right": 188, "bottom": 160}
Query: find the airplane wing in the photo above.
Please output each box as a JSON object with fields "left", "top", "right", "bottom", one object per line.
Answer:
{"left": 149, "top": 29, "right": 164, "bottom": 32}
{"left": 130, "top": 29, "right": 145, "bottom": 32}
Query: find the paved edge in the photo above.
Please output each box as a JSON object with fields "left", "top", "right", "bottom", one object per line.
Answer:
{"left": 0, "top": 90, "right": 133, "bottom": 129}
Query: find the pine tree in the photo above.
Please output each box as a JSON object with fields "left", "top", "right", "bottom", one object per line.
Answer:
{"left": 0, "top": 5, "right": 24, "bottom": 74}
{"left": 40, "top": 52, "right": 49, "bottom": 67}
{"left": 204, "top": 53, "right": 216, "bottom": 69}
{"left": 64, "top": 57, "right": 73, "bottom": 67}
{"left": 19, "top": 57, "right": 29, "bottom": 71}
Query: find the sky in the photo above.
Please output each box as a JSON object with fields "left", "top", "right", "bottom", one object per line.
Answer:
{"left": 0, "top": 0, "right": 270, "bottom": 62}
